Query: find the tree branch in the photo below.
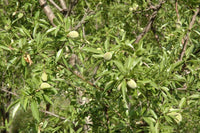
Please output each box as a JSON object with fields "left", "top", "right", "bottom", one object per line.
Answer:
{"left": 73, "top": 9, "right": 95, "bottom": 30}
{"left": 179, "top": 6, "right": 200, "bottom": 61}
{"left": 59, "top": 0, "right": 67, "bottom": 13}
{"left": 40, "top": 110, "right": 67, "bottom": 120}
{"left": 175, "top": 0, "right": 180, "bottom": 22}
{"left": 39, "top": 0, "right": 56, "bottom": 26}
{"left": 4, "top": 0, "right": 8, "bottom": 5}
{"left": 1, "top": 88, "right": 18, "bottom": 97}
{"left": 133, "top": 1, "right": 165, "bottom": 44}
{"left": 58, "top": 61, "right": 103, "bottom": 91}
{"left": 48, "top": 0, "right": 63, "bottom": 12}
{"left": 65, "top": 0, "right": 79, "bottom": 18}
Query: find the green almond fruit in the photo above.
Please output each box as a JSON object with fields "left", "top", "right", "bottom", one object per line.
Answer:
{"left": 132, "top": 3, "right": 138, "bottom": 10}
{"left": 67, "top": 31, "right": 79, "bottom": 38}
{"left": 41, "top": 72, "right": 47, "bottom": 81}
{"left": 127, "top": 79, "right": 137, "bottom": 89}
{"left": 103, "top": 52, "right": 112, "bottom": 60}
{"left": 97, "top": 48, "right": 102, "bottom": 51}
{"left": 40, "top": 83, "right": 51, "bottom": 89}
{"left": 129, "top": 7, "right": 134, "bottom": 12}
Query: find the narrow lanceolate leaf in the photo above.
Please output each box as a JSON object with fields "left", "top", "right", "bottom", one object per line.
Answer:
{"left": 12, "top": 102, "right": 20, "bottom": 118}
{"left": 31, "top": 100, "right": 40, "bottom": 121}
{"left": 125, "top": 56, "right": 134, "bottom": 71}
{"left": 188, "top": 94, "right": 200, "bottom": 99}
{"left": 113, "top": 60, "right": 126, "bottom": 73}
{"left": 55, "top": 48, "right": 63, "bottom": 63}
{"left": 143, "top": 117, "right": 156, "bottom": 125}
{"left": 179, "top": 97, "right": 186, "bottom": 109}
{"left": 0, "top": 45, "right": 11, "bottom": 51}
{"left": 83, "top": 47, "right": 103, "bottom": 54}
{"left": 43, "top": 94, "right": 53, "bottom": 105}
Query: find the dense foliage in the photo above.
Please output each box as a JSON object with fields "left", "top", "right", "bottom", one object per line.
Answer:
{"left": 0, "top": 0, "right": 200, "bottom": 132}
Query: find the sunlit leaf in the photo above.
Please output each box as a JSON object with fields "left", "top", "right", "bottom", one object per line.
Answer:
{"left": 31, "top": 100, "right": 40, "bottom": 121}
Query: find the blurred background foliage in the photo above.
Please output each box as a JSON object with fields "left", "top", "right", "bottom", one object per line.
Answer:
{"left": 0, "top": 0, "right": 200, "bottom": 132}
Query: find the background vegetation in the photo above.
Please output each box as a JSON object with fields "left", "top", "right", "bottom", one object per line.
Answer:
{"left": 0, "top": 0, "right": 200, "bottom": 132}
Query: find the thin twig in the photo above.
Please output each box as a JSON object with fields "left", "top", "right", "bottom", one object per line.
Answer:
{"left": 176, "top": 83, "right": 187, "bottom": 91}
{"left": 133, "top": 1, "right": 165, "bottom": 44}
{"left": 59, "top": 0, "right": 67, "bottom": 13}
{"left": 175, "top": 0, "right": 180, "bottom": 22}
{"left": 48, "top": 0, "right": 63, "bottom": 12}
{"left": 39, "top": 0, "right": 56, "bottom": 26}
{"left": 179, "top": 6, "right": 200, "bottom": 61}
{"left": 1, "top": 88, "right": 68, "bottom": 120}
{"left": 4, "top": 0, "right": 8, "bottom": 5}
{"left": 73, "top": 9, "right": 95, "bottom": 30}
{"left": 1, "top": 88, "right": 18, "bottom": 96}
{"left": 65, "top": 0, "right": 79, "bottom": 18}
{"left": 40, "top": 110, "right": 67, "bottom": 120}
{"left": 151, "top": 25, "right": 161, "bottom": 48}
{"left": 58, "top": 61, "right": 103, "bottom": 91}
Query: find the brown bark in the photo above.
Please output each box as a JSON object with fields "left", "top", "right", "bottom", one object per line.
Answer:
{"left": 59, "top": 0, "right": 67, "bottom": 13}
{"left": 48, "top": 0, "right": 63, "bottom": 12}
{"left": 179, "top": 6, "right": 200, "bottom": 61}
{"left": 39, "top": 0, "right": 56, "bottom": 26}
{"left": 133, "top": 1, "right": 165, "bottom": 44}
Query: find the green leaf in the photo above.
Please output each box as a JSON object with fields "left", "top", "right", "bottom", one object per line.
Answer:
{"left": 167, "top": 112, "right": 182, "bottom": 124}
{"left": 33, "top": 23, "right": 39, "bottom": 38}
{"left": 133, "top": 57, "right": 142, "bottom": 68}
{"left": 188, "top": 94, "right": 200, "bottom": 99}
{"left": 103, "top": 81, "right": 114, "bottom": 94}
{"left": 83, "top": 47, "right": 103, "bottom": 54}
{"left": 185, "top": 45, "right": 194, "bottom": 58}
{"left": 55, "top": 48, "right": 63, "bottom": 63}
{"left": 104, "top": 37, "right": 110, "bottom": 52}
{"left": 46, "top": 27, "right": 57, "bottom": 35}
{"left": 154, "top": 122, "right": 159, "bottom": 133}
{"left": 92, "top": 54, "right": 104, "bottom": 58}
{"left": 0, "top": 45, "right": 11, "bottom": 51}
{"left": 125, "top": 56, "right": 134, "bottom": 71}
{"left": 31, "top": 100, "right": 40, "bottom": 122}
{"left": 179, "top": 97, "right": 186, "bottom": 109}
{"left": 150, "top": 109, "right": 157, "bottom": 119}
{"left": 50, "top": 88, "right": 58, "bottom": 94}
{"left": 43, "top": 94, "right": 53, "bottom": 105}
{"left": 21, "top": 26, "right": 32, "bottom": 38}
{"left": 6, "top": 99, "right": 20, "bottom": 112}
{"left": 113, "top": 60, "right": 126, "bottom": 73}
{"left": 167, "top": 61, "right": 184, "bottom": 73}
{"left": 12, "top": 102, "right": 20, "bottom": 118}
{"left": 143, "top": 117, "right": 156, "bottom": 125}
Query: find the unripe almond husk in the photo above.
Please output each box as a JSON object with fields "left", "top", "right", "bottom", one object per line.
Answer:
{"left": 103, "top": 52, "right": 112, "bottom": 60}
{"left": 127, "top": 79, "right": 137, "bottom": 89}
{"left": 41, "top": 72, "right": 47, "bottom": 81}
{"left": 67, "top": 31, "right": 79, "bottom": 38}
{"left": 40, "top": 83, "right": 51, "bottom": 89}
